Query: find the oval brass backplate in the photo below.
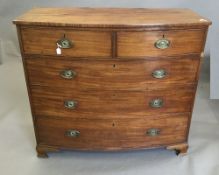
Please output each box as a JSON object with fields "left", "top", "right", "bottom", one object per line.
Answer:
{"left": 152, "top": 69, "right": 167, "bottom": 79}
{"left": 147, "top": 128, "right": 160, "bottom": 137}
{"left": 150, "top": 99, "right": 164, "bottom": 108}
{"left": 64, "top": 100, "right": 78, "bottom": 109}
{"left": 57, "top": 38, "right": 73, "bottom": 49}
{"left": 65, "top": 130, "right": 80, "bottom": 138}
{"left": 155, "top": 39, "right": 170, "bottom": 49}
{"left": 60, "top": 69, "right": 77, "bottom": 79}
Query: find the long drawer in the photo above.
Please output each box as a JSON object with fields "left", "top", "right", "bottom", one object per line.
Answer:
{"left": 117, "top": 29, "right": 206, "bottom": 57}
{"left": 26, "top": 56, "right": 200, "bottom": 91}
{"left": 20, "top": 27, "right": 112, "bottom": 57}
{"left": 36, "top": 114, "right": 188, "bottom": 150}
{"left": 31, "top": 86, "right": 195, "bottom": 119}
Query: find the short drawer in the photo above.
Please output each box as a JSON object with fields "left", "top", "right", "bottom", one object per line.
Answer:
{"left": 117, "top": 30, "right": 206, "bottom": 57}
{"left": 26, "top": 56, "right": 200, "bottom": 91}
{"left": 20, "top": 27, "right": 112, "bottom": 57}
{"left": 31, "top": 86, "right": 195, "bottom": 119}
{"left": 36, "top": 114, "right": 188, "bottom": 150}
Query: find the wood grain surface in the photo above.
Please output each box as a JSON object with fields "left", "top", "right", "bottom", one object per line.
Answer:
{"left": 26, "top": 56, "right": 200, "bottom": 90}
{"left": 117, "top": 30, "right": 206, "bottom": 57}
{"left": 30, "top": 85, "right": 195, "bottom": 119}
{"left": 21, "top": 27, "right": 112, "bottom": 57}
{"left": 13, "top": 8, "right": 211, "bottom": 29}
{"left": 36, "top": 114, "right": 188, "bottom": 150}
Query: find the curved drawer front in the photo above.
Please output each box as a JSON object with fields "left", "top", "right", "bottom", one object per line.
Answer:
{"left": 21, "top": 27, "right": 112, "bottom": 57}
{"left": 36, "top": 114, "right": 188, "bottom": 150}
{"left": 31, "top": 86, "right": 195, "bottom": 119}
{"left": 26, "top": 56, "right": 200, "bottom": 91}
{"left": 117, "top": 30, "right": 206, "bottom": 57}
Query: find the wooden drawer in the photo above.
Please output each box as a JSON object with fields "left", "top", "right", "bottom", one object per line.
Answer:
{"left": 117, "top": 30, "right": 206, "bottom": 57}
{"left": 31, "top": 86, "right": 195, "bottom": 119}
{"left": 26, "top": 56, "right": 200, "bottom": 91}
{"left": 20, "top": 27, "right": 112, "bottom": 57}
{"left": 36, "top": 114, "right": 188, "bottom": 150}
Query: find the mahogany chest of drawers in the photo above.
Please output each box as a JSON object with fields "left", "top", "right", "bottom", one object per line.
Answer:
{"left": 13, "top": 8, "right": 211, "bottom": 157}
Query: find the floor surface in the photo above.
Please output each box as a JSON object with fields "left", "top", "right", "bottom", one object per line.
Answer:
{"left": 0, "top": 57, "right": 219, "bottom": 175}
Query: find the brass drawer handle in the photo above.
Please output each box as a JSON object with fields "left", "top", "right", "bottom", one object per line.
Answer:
{"left": 60, "top": 69, "right": 76, "bottom": 79}
{"left": 152, "top": 69, "right": 167, "bottom": 79}
{"left": 65, "top": 130, "right": 80, "bottom": 138}
{"left": 147, "top": 128, "right": 160, "bottom": 137}
{"left": 57, "top": 38, "right": 73, "bottom": 49}
{"left": 155, "top": 39, "right": 170, "bottom": 49}
{"left": 64, "top": 100, "right": 78, "bottom": 109}
{"left": 150, "top": 99, "right": 164, "bottom": 108}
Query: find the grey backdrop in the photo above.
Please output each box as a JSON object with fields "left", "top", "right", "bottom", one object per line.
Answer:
{"left": 0, "top": 0, "right": 217, "bottom": 98}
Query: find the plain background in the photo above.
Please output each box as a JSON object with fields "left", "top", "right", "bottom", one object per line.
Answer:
{"left": 0, "top": 0, "right": 218, "bottom": 98}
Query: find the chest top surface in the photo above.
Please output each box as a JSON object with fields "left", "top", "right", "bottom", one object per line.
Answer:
{"left": 13, "top": 8, "right": 211, "bottom": 28}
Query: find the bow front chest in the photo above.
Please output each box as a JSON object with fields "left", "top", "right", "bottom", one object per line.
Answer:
{"left": 13, "top": 8, "right": 211, "bottom": 157}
